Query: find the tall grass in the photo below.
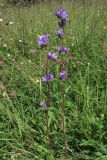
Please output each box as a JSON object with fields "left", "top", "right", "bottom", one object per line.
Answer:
{"left": 0, "top": 0, "right": 107, "bottom": 159}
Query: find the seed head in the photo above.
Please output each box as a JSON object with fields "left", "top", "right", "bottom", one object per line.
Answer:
{"left": 9, "top": 91, "right": 16, "bottom": 98}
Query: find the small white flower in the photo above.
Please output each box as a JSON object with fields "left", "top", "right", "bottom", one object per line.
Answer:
{"left": 7, "top": 54, "right": 10, "bottom": 57}
{"left": 101, "top": 114, "right": 104, "bottom": 118}
{"left": 72, "top": 36, "right": 75, "bottom": 39}
{"left": 3, "top": 44, "right": 7, "bottom": 48}
{"left": 9, "top": 22, "right": 14, "bottom": 25}
{"left": 3, "top": 91, "right": 7, "bottom": 97}
{"left": 0, "top": 18, "right": 3, "bottom": 22}
{"left": 19, "top": 39, "right": 23, "bottom": 43}
{"left": 34, "top": 78, "right": 40, "bottom": 83}
{"left": 28, "top": 60, "right": 31, "bottom": 63}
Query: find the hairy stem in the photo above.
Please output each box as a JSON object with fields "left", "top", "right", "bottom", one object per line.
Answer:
{"left": 61, "top": 79, "right": 67, "bottom": 157}
{"left": 60, "top": 37, "right": 67, "bottom": 156}
{"left": 45, "top": 54, "right": 51, "bottom": 147}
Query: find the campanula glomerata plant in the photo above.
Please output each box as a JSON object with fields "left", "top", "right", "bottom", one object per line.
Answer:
{"left": 37, "top": 8, "right": 70, "bottom": 156}
{"left": 1, "top": 1, "right": 107, "bottom": 159}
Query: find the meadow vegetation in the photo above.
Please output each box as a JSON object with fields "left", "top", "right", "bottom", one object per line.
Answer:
{"left": 0, "top": 0, "right": 107, "bottom": 159}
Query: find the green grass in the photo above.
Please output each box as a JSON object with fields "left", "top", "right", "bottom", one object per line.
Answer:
{"left": 0, "top": 0, "right": 107, "bottom": 159}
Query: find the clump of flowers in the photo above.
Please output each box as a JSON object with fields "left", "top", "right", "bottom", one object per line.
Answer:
{"left": 54, "top": 8, "right": 67, "bottom": 30}
{"left": 41, "top": 73, "right": 54, "bottom": 83}
{"left": 48, "top": 52, "right": 57, "bottom": 60}
{"left": 57, "top": 47, "right": 68, "bottom": 53}
{"left": 37, "top": 8, "right": 70, "bottom": 155}
{"left": 37, "top": 34, "right": 49, "bottom": 47}
{"left": 55, "top": 29, "right": 64, "bottom": 37}
{"left": 58, "top": 19, "right": 66, "bottom": 27}
{"left": 60, "top": 71, "right": 68, "bottom": 79}
{"left": 54, "top": 8, "right": 67, "bottom": 20}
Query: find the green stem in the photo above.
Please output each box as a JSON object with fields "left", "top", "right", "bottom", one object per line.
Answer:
{"left": 60, "top": 37, "right": 67, "bottom": 156}
{"left": 45, "top": 53, "right": 51, "bottom": 147}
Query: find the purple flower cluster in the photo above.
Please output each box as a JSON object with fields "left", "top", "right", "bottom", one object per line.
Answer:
{"left": 54, "top": 9, "right": 68, "bottom": 27}
{"left": 60, "top": 71, "right": 68, "bottom": 79}
{"left": 57, "top": 47, "right": 68, "bottom": 53}
{"left": 48, "top": 52, "right": 57, "bottom": 60}
{"left": 54, "top": 9, "right": 67, "bottom": 21}
{"left": 37, "top": 34, "right": 49, "bottom": 47}
{"left": 54, "top": 9, "right": 68, "bottom": 80}
{"left": 42, "top": 73, "right": 54, "bottom": 83}
{"left": 37, "top": 9, "right": 69, "bottom": 107}
{"left": 58, "top": 19, "right": 66, "bottom": 27}
{"left": 55, "top": 29, "right": 64, "bottom": 37}
{"left": 40, "top": 101, "right": 46, "bottom": 108}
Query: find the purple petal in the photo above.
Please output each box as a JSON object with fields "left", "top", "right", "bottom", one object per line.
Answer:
{"left": 40, "top": 101, "right": 46, "bottom": 107}
{"left": 48, "top": 73, "right": 54, "bottom": 80}
{"left": 37, "top": 34, "right": 49, "bottom": 47}
{"left": 48, "top": 52, "right": 57, "bottom": 60}
{"left": 55, "top": 29, "right": 64, "bottom": 37}
{"left": 60, "top": 71, "right": 68, "bottom": 79}
{"left": 41, "top": 76, "right": 48, "bottom": 83}
{"left": 57, "top": 47, "right": 68, "bottom": 53}
{"left": 54, "top": 9, "right": 68, "bottom": 21}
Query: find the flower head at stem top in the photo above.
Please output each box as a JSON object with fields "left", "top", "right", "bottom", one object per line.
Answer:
{"left": 54, "top": 9, "right": 68, "bottom": 21}
{"left": 55, "top": 29, "right": 64, "bottom": 37}
{"left": 60, "top": 71, "right": 68, "bottom": 79}
{"left": 37, "top": 34, "right": 49, "bottom": 47}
